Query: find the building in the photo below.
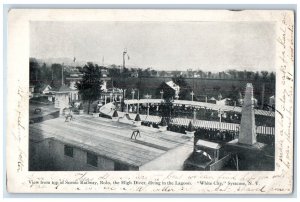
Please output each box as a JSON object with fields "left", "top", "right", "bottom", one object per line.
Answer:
{"left": 50, "top": 85, "right": 78, "bottom": 114}
{"left": 29, "top": 115, "right": 194, "bottom": 171}
{"left": 29, "top": 85, "right": 35, "bottom": 98}
{"left": 101, "top": 69, "right": 109, "bottom": 78}
{"left": 216, "top": 98, "right": 231, "bottom": 106}
{"left": 269, "top": 95, "right": 275, "bottom": 110}
{"left": 39, "top": 84, "right": 52, "bottom": 94}
{"left": 66, "top": 72, "right": 111, "bottom": 95}
{"left": 183, "top": 140, "right": 223, "bottom": 170}
{"left": 100, "top": 88, "right": 124, "bottom": 105}
{"left": 159, "top": 81, "right": 180, "bottom": 100}
{"left": 65, "top": 73, "right": 83, "bottom": 90}
{"left": 39, "top": 84, "right": 55, "bottom": 102}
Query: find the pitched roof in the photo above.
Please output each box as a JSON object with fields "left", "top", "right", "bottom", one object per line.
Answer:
{"left": 196, "top": 139, "right": 221, "bottom": 150}
{"left": 51, "top": 84, "right": 75, "bottom": 93}
{"left": 165, "top": 81, "right": 179, "bottom": 91}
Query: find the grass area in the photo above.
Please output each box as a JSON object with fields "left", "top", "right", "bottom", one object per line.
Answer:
{"left": 112, "top": 77, "right": 275, "bottom": 105}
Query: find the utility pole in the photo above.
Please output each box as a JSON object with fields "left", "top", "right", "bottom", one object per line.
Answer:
{"left": 61, "top": 63, "right": 64, "bottom": 86}
{"left": 145, "top": 94, "right": 151, "bottom": 116}
{"left": 122, "top": 48, "right": 127, "bottom": 72}
{"left": 137, "top": 90, "right": 140, "bottom": 114}
{"left": 261, "top": 83, "right": 265, "bottom": 109}
{"left": 219, "top": 109, "right": 222, "bottom": 130}
{"left": 131, "top": 89, "right": 135, "bottom": 100}
{"left": 51, "top": 66, "right": 53, "bottom": 81}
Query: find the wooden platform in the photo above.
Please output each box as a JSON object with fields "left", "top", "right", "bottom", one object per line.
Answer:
{"left": 29, "top": 115, "right": 192, "bottom": 167}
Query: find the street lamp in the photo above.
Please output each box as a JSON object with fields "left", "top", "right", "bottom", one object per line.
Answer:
{"left": 109, "top": 92, "right": 113, "bottom": 103}
{"left": 218, "top": 109, "right": 222, "bottom": 130}
{"left": 131, "top": 89, "right": 135, "bottom": 100}
{"left": 121, "top": 89, "right": 127, "bottom": 112}
{"left": 137, "top": 90, "right": 140, "bottom": 114}
{"left": 145, "top": 94, "right": 151, "bottom": 116}
{"left": 193, "top": 108, "right": 197, "bottom": 121}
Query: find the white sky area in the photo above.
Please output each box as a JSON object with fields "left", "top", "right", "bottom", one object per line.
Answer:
{"left": 30, "top": 21, "right": 276, "bottom": 72}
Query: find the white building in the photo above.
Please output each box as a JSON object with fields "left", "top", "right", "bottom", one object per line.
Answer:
{"left": 165, "top": 81, "right": 180, "bottom": 97}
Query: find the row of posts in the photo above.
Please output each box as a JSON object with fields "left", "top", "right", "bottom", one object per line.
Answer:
{"left": 104, "top": 88, "right": 210, "bottom": 104}
{"left": 103, "top": 89, "right": 224, "bottom": 127}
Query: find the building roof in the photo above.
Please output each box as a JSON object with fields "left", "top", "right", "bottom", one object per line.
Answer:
{"left": 51, "top": 85, "right": 75, "bottom": 93}
{"left": 196, "top": 139, "right": 221, "bottom": 150}
{"left": 165, "top": 81, "right": 179, "bottom": 91}
{"left": 29, "top": 115, "right": 191, "bottom": 167}
{"left": 40, "top": 84, "right": 52, "bottom": 92}
{"left": 124, "top": 99, "right": 275, "bottom": 118}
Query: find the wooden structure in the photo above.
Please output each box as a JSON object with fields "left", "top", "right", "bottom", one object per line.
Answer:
{"left": 29, "top": 115, "right": 193, "bottom": 171}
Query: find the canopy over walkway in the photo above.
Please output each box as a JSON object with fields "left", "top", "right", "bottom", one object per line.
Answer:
{"left": 100, "top": 102, "right": 275, "bottom": 136}
{"left": 124, "top": 99, "right": 275, "bottom": 117}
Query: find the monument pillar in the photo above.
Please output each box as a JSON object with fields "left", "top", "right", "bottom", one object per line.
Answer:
{"left": 239, "top": 83, "right": 256, "bottom": 145}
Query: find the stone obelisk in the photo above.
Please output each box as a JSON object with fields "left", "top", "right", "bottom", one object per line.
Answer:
{"left": 239, "top": 83, "right": 256, "bottom": 145}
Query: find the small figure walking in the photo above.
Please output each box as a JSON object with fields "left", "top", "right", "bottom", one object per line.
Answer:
{"left": 131, "top": 129, "right": 141, "bottom": 140}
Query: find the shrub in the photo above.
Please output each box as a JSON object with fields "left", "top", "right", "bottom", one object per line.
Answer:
{"left": 187, "top": 121, "right": 194, "bottom": 132}
{"left": 112, "top": 110, "right": 118, "bottom": 117}
{"left": 160, "top": 117, "right": 167, "bottom": 126}
{"left": 135, "top": 114, "right": 141, "bottom": 121}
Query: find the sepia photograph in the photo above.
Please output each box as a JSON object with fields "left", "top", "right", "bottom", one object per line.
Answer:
{"left": 29, "top": 21, "right": 276, "bottom": 171}
{"left": 6, "top": 9, "right": 294, "bottom": 194}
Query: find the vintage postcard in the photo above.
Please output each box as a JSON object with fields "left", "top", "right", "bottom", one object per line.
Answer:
{"left": 6, "top": 9, "right": 294, "bottom": 193}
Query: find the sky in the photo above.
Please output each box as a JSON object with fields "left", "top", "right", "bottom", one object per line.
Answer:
{"left": 30, "top": 21, "right": 276, "bottom": 72}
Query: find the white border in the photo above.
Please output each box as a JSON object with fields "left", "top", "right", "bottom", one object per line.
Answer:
{"left": 1, "top": 2, "right": 298, "bottom": 201}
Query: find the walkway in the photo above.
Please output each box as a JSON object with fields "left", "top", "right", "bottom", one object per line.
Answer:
{"left": 100, "top": 101, "right": 275, "bottom": 135}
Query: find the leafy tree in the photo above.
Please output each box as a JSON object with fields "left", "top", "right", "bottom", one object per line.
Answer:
{"left": 51, "top": 63, "right": 67, "bottom": 88}
{"left": 196, "top": 70, "right": 205, "bottom": 78}
{"left": 254, "top": 71, "right": 260, "bottom": 81}
{"left": 29, "top": 58, "right": 40, "bottom": 85}
{"left": 108, "top": 65, "right": 121, "bottom": 78}
{"left": 261, "top": 71, "right": 269, "bottom": 80}
{"left": 207, "top": 71, "right": 212, "bottom": 78}
{"left": 160, "top": 100, "right": 173, "bottom": 124}
{"left": 156, "top": 82, "right": 175, "bottom": 101}
{"left": 150, "top": 69, "right": 157, "bottom": 77}
{"left": 160, "top": 71, "right": 167, "bottom": 77}
{"left": 76, "top": 62, "right": 103, "bottom": 114}
{"left": 172, "top": 75, "right": 192, "bottom": 100}
{"left": 171, "top": 70, "right": 181, "bottom": 77}
{"left": 227, "top": 85, "right": 240, "bottom": 104}
{"left": 237, "top": 71, "right": 245, "bottom": 80}
{"left": 269, "top": 72, "right": 276, "bottom": 82}
{"left": 227, "top": 69, "right": 237, "bottom": 79}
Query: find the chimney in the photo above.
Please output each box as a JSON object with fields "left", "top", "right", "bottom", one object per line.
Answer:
{"left": 239, "top": 83, "right": 256, "bottom": 145}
